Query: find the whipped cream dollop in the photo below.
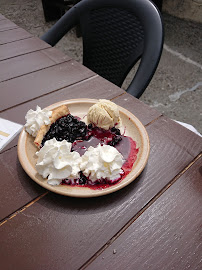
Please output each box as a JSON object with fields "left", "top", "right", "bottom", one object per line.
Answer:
{"left": 36, "top": 139, "right": 124, "bottom": 185}
{"left": 80, "top": 144, "right": 124, "bottom": 182}
{"left": 36, "top": 138, "right": 81, "bottom": 185}
{"left": 25, "top": 105, "right": 52, "bottom": 137}
{"left": 87, "top": 99, "right": 121, "bottom": 130}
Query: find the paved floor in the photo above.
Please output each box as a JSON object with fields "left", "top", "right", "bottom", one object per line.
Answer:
{"left": 1, "top": 0, "right": 201, "bottom": 134}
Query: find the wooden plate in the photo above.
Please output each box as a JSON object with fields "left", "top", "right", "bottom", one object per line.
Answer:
{"left": 18, "top": 99, "right": 150, "bottom": 197}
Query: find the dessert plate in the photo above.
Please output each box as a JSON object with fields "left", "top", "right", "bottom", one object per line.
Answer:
{"left": 18, "top": 99, "right": 150, "bottom": 197}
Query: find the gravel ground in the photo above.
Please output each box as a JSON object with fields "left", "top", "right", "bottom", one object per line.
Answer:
{"left": 1, "top": 0, "right": 201, "bottom": 134}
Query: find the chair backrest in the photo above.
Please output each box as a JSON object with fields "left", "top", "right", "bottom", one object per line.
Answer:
{"left": 41, "top": 0, "right": 164, "bottom": 98}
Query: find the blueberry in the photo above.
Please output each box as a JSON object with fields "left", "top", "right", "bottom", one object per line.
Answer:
{"left": 60, "top": 121, "right": 66, "bottom": 127}
{"left": 73, "top": 118, "right": 78, "bottom": 123}
{"left": 58, "top": 126, "right": 63, "bottom": 132}
{"left": 88, "top": 123, "right": 93, "bottom": 129}
{"left": 79, "top": 172, "right": 87, "bottom": 184}
{"left": 80, "top": 121, "right": 86, "bottom": 127}
{"left": 79, "top": 127, "right": 86, "bottom": 134}
{"left": 70, "top": 127, "right": 76, "bottom": 134}
{"left": 66, "top": 115, "right": 73, "bottom": 123}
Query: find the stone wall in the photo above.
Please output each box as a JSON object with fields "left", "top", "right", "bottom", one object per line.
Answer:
{"left": 163, "top": 0, "right": 202, "bottom": 23}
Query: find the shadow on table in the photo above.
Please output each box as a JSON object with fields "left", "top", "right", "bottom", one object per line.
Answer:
{"left": 34, "top": 166, "right": 148, "bottom": 215}
{"left": 16, "top": 158, "right": 46, "bottom": 196}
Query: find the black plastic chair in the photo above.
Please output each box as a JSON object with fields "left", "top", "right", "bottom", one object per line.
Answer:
{"left": 41, "top": 0, "right": 164, "bottom": 98}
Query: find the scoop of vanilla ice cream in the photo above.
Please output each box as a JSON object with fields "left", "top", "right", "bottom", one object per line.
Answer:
{"left": 25, "top": 105, "right": 52, "bottom": 137}
{"left": 36, "top": 138, "right": 81, "bottom": 185}
{"left": 80, "top": 144, "right": 124, "bottom": 182}
{"left": 87, "top": 99, "right": 121, "bottom": 130}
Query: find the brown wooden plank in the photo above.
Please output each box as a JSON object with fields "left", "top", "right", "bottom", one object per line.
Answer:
{"left": 0, "top": 19, "right": 18, "bottom": 32}
{"left": 0, "top": 60, "right": 95, "bottom": 111}
{"left": 0, "top": 148, "right": 46, "bottom": 221}
{"left": 0, "top": 76, "right": 124, "bottom": 124}
{"left": 0, "top": 117, "right": 196, "bottom": 269}
{"left": 0, "top": 47, "right": 71, "bottom": 82}
{"left": 0, "top": 37, "right": 50, "bottom": 61}
{"left": 0, "top": 27, "right": 32, "bottom": 45}
{"left": 39, "top": 47, "right": 72, "bottom": 64}
{"left": 86, "top": 157, "right": 202, "bottom": 270}
{"left": 113, "top": 93, "right": 162, "bottom": 125}
{"left": 147, "top": 116, "right": 202, "bottom": 158}
{"left": 0, "top": 76, "right": 124, "bottom": 152}
{"left": 0, "top": 86, "right": 162, "bottom": 153}
{"left": 111, "top": 97, "right": 201, "bottom": 158}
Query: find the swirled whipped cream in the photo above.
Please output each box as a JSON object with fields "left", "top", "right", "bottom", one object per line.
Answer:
{"left": 36, "top": 138, "right": 81, "bottom": 185}
{"left": 35, "top": 139, "right": 124, "bottom": 185}
{"left": 80, "top": 144, "right": 124, "bottom": 182}
{"left": 25, "top": 105, "right": 52, "bottom": 137}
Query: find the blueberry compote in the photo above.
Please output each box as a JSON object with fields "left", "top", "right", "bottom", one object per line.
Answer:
{"left": 41, "top": 114, "right": 87, "bottom": 146}
{"left": 42, "top": 114, "right": 139, "bottom": 189}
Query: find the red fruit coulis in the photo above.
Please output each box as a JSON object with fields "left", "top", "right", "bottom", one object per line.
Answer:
{"left": 63, "top": 127, "right": 139, "bottom": 190}
{"left": 43, "top": 114, "right": 139, "bottom": 189}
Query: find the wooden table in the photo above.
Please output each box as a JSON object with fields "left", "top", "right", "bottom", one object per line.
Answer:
{"left": 0, "top": 14, "right": 201, "bottom": 270}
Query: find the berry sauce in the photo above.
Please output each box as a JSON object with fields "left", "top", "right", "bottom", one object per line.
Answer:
{"left": 42, "top": 114, "right": 139, "bottom": 189}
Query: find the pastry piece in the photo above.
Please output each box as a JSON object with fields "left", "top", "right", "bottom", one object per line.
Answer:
{"left": 34, "top": 105, "right": 69, "bottom": 148}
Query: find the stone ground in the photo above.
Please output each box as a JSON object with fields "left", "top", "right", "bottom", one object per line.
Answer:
{"left": 0, "top": 0, "right": 201, "bottom": 133}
